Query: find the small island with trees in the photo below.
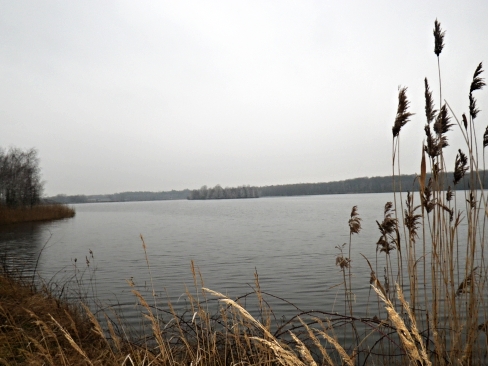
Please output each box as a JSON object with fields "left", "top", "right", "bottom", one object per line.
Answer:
{"left": 0, "top": 147, "right": 75, "bottom": 224}
{"left": 187, "top": 185, "right": 259, "bottom": 200}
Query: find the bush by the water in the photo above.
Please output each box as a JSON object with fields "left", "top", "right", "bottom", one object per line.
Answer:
{"left": 0, "top": 147, "right": 75, "bottom": 224}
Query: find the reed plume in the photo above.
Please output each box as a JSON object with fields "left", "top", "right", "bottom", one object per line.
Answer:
{"left": 470, "top": 62, "right": 485, "bottom": 93}
{"left": 348, "top": 205, "right": 362, "bottom": 235}
{"left": 433, "top": 104, "right": 453, "bottom": 144}
{"left": 469, "top": 62, "right": 485, "bottom": 120}
{"left": 376, "top": 202, "right": 398, "bottom": 254}
{"left": 392, "top": 87, "right": 414, "bottom": 137}
{"left": 483, "top": 125, "right": 488, "bottom": 148}
{"left": 453, "top": 149, "right": 469, "bottom": 185}
{"left": 404, "top": 192, "right": 421, "bottom": 244}
{"left": 424, "top": 125, "right": 440, "bottom": 158}
{"left": 336, "top": 254, "right": 351, "bottom": 269}
{"left": 424, "top": 78, "right": 437, "bottom": 123}
{"left": 446, "top": 185, "right": 454, "bottom": 201}
{"left": 433, "top": 19, "right": 445, "bottom": 57}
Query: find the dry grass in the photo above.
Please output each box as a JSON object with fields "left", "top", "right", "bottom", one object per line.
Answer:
{"left": 0, "top": 274, "right": 111, "bottom": 365}
{"left": 0, "top": 204, "right": 75, "bottom": 224}
{"left": 0, "top": 270, "right": 347, "bottom": 365}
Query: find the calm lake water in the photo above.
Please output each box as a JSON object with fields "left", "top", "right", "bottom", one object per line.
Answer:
{"left": 0, "top": 193, "right": 473, "bottom": 330}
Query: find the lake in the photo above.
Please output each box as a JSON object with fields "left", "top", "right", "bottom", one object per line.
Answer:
{"left": 0, "top": 192, "right": 477, "bottom": 344}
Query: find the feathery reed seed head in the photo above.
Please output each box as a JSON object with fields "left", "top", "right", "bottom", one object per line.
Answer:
{"left": 470, "top": 62, "right": 485, "bottom": 93}
{"left": 392, "top": 87, "right": 414, "bottom": 137}
{"left": 422, "top": 178, "right": 436, "bottom": 213}
{"left": 467, "top": 192, "right": 477, "bottom": 209}
{"left": 336, "top": 255, "right": 351, "bottom": 269}
{"left": 432, "top": 104, "right": 453, "bottom": 152}
{"left": 454, "top": 149, "right": 469, "bottom": 185}
{"left": 469, "top": 62, "right": 485, "bottom": 120}
{"left": 376, "top": 202, "right": 398, "bottom": 254}
{"left": 433, "top": 19, "right": 445, "bottom": 56}
{"left": 484, "top": 126, "right": 488, "bottom": 148}
{"left": 446, "top": 186, "right": 454, "bottom": 201}
{"left": 433, "top": 104, "right": 453, "bottom": 136}
{"left": 349, "top": 205, "right": 362, "bottom": 234}
{"left": 424, "top": 78, "right": 437, "bottom": 124}
{"left": 424, "top": 125, "right": 440, "bottom": 158}
{"left": 404, "top": 192, "right": 421, "bottom": 244}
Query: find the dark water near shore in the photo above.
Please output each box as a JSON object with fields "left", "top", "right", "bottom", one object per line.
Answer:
{"left": 0, "top": 193, "right": 474, "bottom": 333}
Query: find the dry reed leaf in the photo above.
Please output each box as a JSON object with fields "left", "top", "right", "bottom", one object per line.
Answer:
{"left": 203, "top": 287, "right": 272, "bottom": 337}
{"left": 396, "top": 284, "right": 431, "bottom": 366}
{"left": 250, "top": 337, "right": 304, "bottom": 366}
{"left": 372, "top": 285, "right": 426, "bottom": 366}
{"left": 299, "top": 318, "right": 335, "bottom": 366}
{"left": 204, "top": 287, "right": 303, "bottom": 364}
{"left": 131, "top": 288, "right": 151, "bottom": 311}
{"left": 63, "top": 309, "right": 80, "bottom": 341}
{"left": 314, "top": 328, "right": 353, "bottom": 366}
{"left": 122, "top": 354, "right": 136, "bottom": 366}
{"left": 360, "top": 254, "right": 388, "bottom": 299}
{"left": 24, "top": 333, "right": 53, "bottom": 363}
{"left": 49, "top": 314, "right": 93, "bottom": 366}
{"left": 105, "top": 314, "right": 121, "bottom": 352}
{"left": 289, "top": 331, "right": 317, "bottom": 366}
{"left": 80, "top": 303, "right": 105, "bottom": 339}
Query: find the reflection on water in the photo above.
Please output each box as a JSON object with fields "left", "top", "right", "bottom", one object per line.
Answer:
{"left": 0, "top": 222, "right": 51, "bottom": 278}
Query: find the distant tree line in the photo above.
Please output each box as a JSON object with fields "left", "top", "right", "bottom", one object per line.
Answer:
{"left": 49, "top": 190, "right": 191, "bottom": 204}
{"left": 258, "top": 172, "right": 488, "bottom": 197}
{"left": 48, "top": 171, "right": 488, "bottom": 204}
{"left": 0, "top": 147, "right": 43, "bottom": 207}
{"left": 188, "top": 185, "right": 259, "bottom": 200}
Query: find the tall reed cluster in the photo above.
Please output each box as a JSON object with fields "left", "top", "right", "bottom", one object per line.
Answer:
{"left": 385, "top": 19, "right": 487, "bottom": 365}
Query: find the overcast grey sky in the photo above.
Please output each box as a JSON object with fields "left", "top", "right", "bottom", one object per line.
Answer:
{"left": 1, "top": 1, "right": 488, "bottom": 196}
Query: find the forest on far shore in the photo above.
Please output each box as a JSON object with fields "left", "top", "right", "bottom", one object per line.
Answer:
{"left": 48, "top": 171, "right": 488, "bottom": 204}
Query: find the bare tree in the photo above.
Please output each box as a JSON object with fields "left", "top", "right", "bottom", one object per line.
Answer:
{"left": 0, "top": 147, "right": 43, "bottom": 207}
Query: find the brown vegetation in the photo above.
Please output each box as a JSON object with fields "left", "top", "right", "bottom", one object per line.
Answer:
{"left": 0, "top": 274, "right": 107, "bottom": 365}
{"left": 0, "top": 204, "right": 75, "bottom": 224}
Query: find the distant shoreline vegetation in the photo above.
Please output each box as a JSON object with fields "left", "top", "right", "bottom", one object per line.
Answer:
{"left": 187, "top": 185, "right": 259, "bottom": 200}
{"left": 0, "top": 147, "right": 75, "bottom": 224}
{"left": 47, "top": 171, "right": 488, "bottom": 204}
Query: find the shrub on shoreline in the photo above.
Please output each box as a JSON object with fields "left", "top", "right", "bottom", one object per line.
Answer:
{"left": 0, "top": 204, "right": 75, "bottom": 224}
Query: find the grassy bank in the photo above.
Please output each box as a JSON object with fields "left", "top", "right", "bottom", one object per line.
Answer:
{"left": 0, "top": 204, "right": 75, "bottom": 224}
{"left": 0, "top": 267, "right": 320, "bottom": 366}
{"left": 0, "top": 273, "right": 109, "bottom": 365}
